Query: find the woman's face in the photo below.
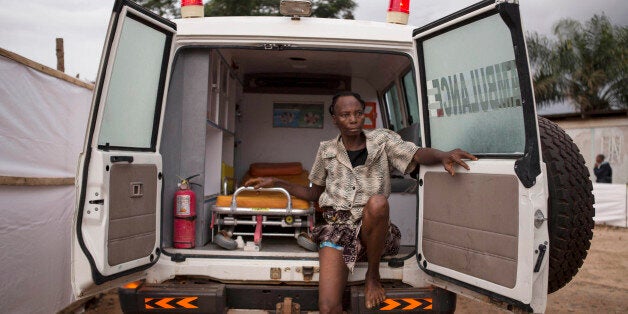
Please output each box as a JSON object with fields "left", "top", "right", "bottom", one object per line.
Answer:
{"left": 332, "top": 95, "right": 365, "bottom": 136}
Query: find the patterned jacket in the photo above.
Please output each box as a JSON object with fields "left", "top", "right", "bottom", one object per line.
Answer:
{"left": 309, "top": 128, "right": 420, "bottom": 223}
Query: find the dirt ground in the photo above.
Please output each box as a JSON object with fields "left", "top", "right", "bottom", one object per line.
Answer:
{"left": 83, "top": 225, "right": 627, "bottom": 313}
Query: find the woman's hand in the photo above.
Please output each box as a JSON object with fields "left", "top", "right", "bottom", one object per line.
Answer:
{"left": 414, "top": 147, "right": 477, "bottom": 175}
{"left": 245, "top": 177, "right": 325, "bottom": 202}
{"left": 439, "top": 149, "right": 477, "bottom": 176}
{"left": 244, "top": 177, "right": 275, "bottom": 189}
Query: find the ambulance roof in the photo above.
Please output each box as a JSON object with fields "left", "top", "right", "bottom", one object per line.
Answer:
{"left": 174, "top": 16, "right": 415, "bottom": 44}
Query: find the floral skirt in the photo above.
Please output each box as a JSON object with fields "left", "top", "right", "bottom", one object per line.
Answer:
{"left": 312, "top": 208, "right": 401, "bottom": 271}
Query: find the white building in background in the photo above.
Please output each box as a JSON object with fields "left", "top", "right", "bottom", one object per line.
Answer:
{"left": 545, "top": 113, "right": 627, "bottom": 185}
{"left": 544, "top": 112, "right": 628, "bottom": 228}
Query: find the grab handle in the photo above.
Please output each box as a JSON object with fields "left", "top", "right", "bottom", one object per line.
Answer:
{"left": 230, "top": 186, "right": 293, "bottom": 214}
{"left": 222, "top": 177, "right": 236, "bottom": 195}
{"left": 110, "top": 155, "right": 134, "bottom": 163}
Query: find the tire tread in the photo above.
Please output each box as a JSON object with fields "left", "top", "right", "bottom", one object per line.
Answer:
{"left": 538, "top": 116, "right": 595, "bottom": 293}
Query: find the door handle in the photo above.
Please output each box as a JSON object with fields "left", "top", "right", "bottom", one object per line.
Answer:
{"left": 534, "top": 244, "right": 547, "bottom": 272}
{"left": 110, "top": 156, "right": 134, "bottom": 163}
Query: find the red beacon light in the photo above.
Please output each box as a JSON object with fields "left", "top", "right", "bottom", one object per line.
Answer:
{"left": 386, "top": 0, "right": 410, "bottom": 25}
{"left": 181, "top": 0, "right": 204, "bottom": 18}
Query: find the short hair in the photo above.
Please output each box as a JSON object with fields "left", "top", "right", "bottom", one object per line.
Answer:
{"left": 329, "top": 91, "right": 366, "bottom": 116}
{"left": 597, "top": 154, "right": 605, "bottom": 160}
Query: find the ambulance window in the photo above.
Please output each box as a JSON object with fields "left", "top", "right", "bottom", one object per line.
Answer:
{"left": 97, "top": 16, "right": 168, "bottom": 150}
{"left": 402, "top": 71, "right": 419, "bottom": 125}
{"left": 422, "top": 14, "right": 525, "bottom": 154}
{"left": 384, "top": 84, "right": 403, "bottom": 131}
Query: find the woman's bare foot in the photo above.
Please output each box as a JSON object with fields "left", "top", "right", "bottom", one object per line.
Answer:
{"left": 364, "top": 272, "right": 386, "bottom": 309}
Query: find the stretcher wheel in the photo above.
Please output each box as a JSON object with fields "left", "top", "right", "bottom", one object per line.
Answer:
{"left": 297, "top": 233, "right": 318, "bottom": 252}
{"left": 214, "top": 232, "right": 238, "bottom": 250}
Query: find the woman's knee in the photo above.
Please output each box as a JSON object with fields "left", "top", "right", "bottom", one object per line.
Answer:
{"left": 364, "top": 194, "right": 389, "bottom": 219}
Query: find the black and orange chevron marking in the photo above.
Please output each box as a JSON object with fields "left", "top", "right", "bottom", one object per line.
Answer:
{"left": 379, "top": 298, "right": 433, "bottom": 311}
{"left": 144, "top": 297, "right": 199, "bottom": 309}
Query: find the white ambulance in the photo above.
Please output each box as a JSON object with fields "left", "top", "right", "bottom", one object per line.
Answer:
{"left": 72, "top": 0, "right": 594, "bottom": 312}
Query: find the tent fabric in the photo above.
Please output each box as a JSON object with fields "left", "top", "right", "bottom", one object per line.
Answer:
{"left": 0, "top": 55, "right": 92, "bottom": 313}
{"left": 592, "top": 183, "right": 628, "bottom": 228}
{"left": 0, "top": 186, "right": 76, "bottom": 313}
{"left": 0, "top": 56, "right": 90, "bottom": 178}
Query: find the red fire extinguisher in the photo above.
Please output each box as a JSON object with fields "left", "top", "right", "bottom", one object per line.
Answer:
{"left": 173, "top": 174, "right": 199, "bottom": 248}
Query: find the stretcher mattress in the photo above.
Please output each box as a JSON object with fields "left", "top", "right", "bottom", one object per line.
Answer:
{"left": 241, "top": 171, "right": 310, "bottom": 188}
{"left": 249, "top": 162, "right": 303, "bottom": 177}
{"left": 216, "top": 191, "right": 310, "bottom": 209}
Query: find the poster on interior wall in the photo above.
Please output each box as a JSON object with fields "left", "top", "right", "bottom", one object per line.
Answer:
{"left": 273, "top": 103, "right": 324, "bottom": 129}
{"left": 363, "top": 102, "right": 377, "bottom": 129}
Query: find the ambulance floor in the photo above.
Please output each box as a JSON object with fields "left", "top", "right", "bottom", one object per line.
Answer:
{"left": 165, "top": 237, "right": 414, "bottom": 260}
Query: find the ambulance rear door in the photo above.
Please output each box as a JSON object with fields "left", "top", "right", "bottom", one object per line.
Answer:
{"left": 413, "top": 0, "right": 549, "bottom": 312}
{"left": 72, "top": 0, "right": 176, "bottom": 299}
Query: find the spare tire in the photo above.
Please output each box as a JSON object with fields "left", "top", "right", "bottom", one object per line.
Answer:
{"left": 538, "top": 116, "right": 595, "bottom": 293}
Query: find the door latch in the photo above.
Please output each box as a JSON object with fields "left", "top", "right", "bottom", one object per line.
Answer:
{"left": 297, "top": 266, "right": 318, "bottom": 281}
{"left": 130, "top": 182, "right": 143, "bottom": 197}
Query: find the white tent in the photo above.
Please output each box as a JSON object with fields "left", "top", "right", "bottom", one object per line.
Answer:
{"left": 592, "top": 183, "right": 628, "bottom": 228}
{"left": 0, "top": 48, "right": 92, "bottom": 313}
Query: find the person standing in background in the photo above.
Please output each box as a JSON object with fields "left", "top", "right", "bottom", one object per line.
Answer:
{"left": 594, "top": 154, "right": 612, "bottom": 183}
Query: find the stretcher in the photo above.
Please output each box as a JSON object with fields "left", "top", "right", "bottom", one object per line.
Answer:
{"left": 211, "top": 163, "right": 317, "bottom": 251}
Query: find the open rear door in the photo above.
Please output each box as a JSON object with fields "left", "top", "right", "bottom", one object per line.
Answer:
{"left": 413, "top": 0, "right": 549, "bottom": 312}
{"left": 72, "top": 0, "right": 175, "bottom": 299}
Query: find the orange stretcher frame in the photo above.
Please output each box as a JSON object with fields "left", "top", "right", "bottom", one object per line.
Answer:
{"left": 211, "top": 164, "right": 315, "bottom": 251}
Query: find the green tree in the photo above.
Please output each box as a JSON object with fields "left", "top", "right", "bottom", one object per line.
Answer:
{"left": 136, "top": 0, "right": 179, "bottom": 18}
{"left": 204, "top": 0, "right": 357, "bottom": 19}
{"left": 527, "top": 14, "right": 627, "bottom": 112}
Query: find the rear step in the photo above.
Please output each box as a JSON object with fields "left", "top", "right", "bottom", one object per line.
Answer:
{"left": 119, "top": 281, "right": 456, "bottom": 313}
{"left": 350, "top": 286, "right": 456, "bottom": 313}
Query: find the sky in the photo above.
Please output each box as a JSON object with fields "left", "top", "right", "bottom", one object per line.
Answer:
{"left": 0, "top": 0, "right": 626, "bottom": 82}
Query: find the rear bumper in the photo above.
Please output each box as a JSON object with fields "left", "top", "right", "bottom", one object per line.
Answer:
{"left": 119, "top": 280, "right": 456, "bottom": 313}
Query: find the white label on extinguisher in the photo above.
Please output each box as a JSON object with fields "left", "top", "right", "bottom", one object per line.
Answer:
{"left": 176, "top": 195, "right": 191, "bottom": 216}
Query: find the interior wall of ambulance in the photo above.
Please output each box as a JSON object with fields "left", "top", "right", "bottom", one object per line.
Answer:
{"left": 236, "top": 78, "right": 380, "bottom": 179}
{"left": 236, "top": 77, "right": 416, "bottom": 244}
{"left": 0, "top": 55, "right": 91, "bottom": 313}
